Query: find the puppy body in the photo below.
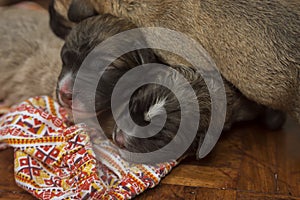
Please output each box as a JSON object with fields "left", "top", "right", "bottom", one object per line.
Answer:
{"left": 0, "top": 8, "right": 63, "bottom": 105}
{"left": 51, "top": 0, "right": 300, "bottom": 123}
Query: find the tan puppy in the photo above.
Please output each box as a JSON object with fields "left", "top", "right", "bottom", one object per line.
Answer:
{"left": 49, "top": 0, "right": 300, "bottom": 124}
{"left": 0, "top": 7, "right": 63, "bottom": 106}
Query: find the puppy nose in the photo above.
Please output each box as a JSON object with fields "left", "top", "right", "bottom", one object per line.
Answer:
{"left": 114, "top": 128, "right": 125, "bottom": 148}
{"left": 58, "top": 73, "right": 74, "bottom": 107}
{"left": 59, "top": 90, "right": 73, "bottom": 107}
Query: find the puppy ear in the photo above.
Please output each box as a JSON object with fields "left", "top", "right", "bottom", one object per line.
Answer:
{"left": 68, "top": 0, "right": 97, "bottom": 22}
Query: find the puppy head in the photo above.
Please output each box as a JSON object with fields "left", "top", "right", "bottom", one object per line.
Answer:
{"left": 57, "top": 14, "right": 158, "bottom": 131}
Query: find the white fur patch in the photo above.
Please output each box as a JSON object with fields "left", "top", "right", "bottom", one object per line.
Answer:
{"left": 58, "top": 72, "right": 72, "bottom": 105}
{"left": 144, "top": 98, "right": 166, "bottom": 121}
{"left": 58, "top": 72, "right": 72, "bottom": 90}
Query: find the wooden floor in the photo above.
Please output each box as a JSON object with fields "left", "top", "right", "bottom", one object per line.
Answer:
{"left": 0, "top": 119, "right": 299, "bottom": 200}
{"left": 0, "top": 1, "right": 300, "bottom": 199}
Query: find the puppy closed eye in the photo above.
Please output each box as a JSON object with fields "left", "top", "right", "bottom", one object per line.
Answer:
{"left": 61, "top": 49, "right": 80, "bottom": 67}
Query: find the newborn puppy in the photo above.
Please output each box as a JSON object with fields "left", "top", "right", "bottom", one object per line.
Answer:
{"left": 0, "top": 7, "right": 63, "bottom": 106}
{"left": 50, "top": 0, "right": 300, "bottom": 125}
{"left": 57, "top": 14, "right": 282, "bottom": 159}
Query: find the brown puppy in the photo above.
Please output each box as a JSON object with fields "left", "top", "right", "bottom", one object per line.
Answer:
{"left": 50, "top": 0, "right": 300, "bottom": 124}
{"left": 57, "top": 14, "right": 283, "bottom": 159}
{"left": 0, "top": 7, "right": 63, "bottom": 106}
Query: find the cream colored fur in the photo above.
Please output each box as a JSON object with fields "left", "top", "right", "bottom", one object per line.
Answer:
{"left": 0, "top": 7, "right": 63, "bottom": 106}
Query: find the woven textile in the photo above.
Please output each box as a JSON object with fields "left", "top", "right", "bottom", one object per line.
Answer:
{"left": 0, "top": 96, "right": 177, "bottom": 199}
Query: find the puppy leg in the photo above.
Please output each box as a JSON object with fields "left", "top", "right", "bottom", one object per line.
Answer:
{"left": 261, "top": 108, "right": 286, "bottom": 131}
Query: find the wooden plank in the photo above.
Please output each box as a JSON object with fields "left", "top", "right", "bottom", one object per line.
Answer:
{"left": 0, "top": 150, "right": 33, "bottom": 200}
{"left": 236, "top": 119, "right": 300, "bottom": 197}
{"left": 137, "top": 185, "right": 236, "bottom": 200}
{"left": 136, "top": 185, "right": 197, "bottom": 200}
{"left": 275, "top": 119, "right": 300, "bottom": 197}
{"left": 0, "top": 191, "right": 35, "bottom": 200}
{"left": 236, "top": 124, "right": 278, "bottom": 193}
{"left": 162, "top": 164, "right": 238, "bottom": 189}
{"left": 0, "top": 149, "right": 24, "bottom": 192}
{"left": 196, "top": 188, "right": 236, "bottom": 200}
{"left": 183, "top": 124, "right": 245, "bottom": 170}
{"left": 237, "top": 191, "right": 300, "bottom": 200}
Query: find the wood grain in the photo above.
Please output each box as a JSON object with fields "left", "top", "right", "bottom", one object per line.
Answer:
{"left": 1, "top": 0, "right": 300, "bottom": 199}
{"left": 162, "top": 165, "right": 238, "bottom": 189}
{"left": 236, "top": 191, "right": 300, "bottom": 200}
{"left": 1, "top": 119, "right": 299, "bottom": 199}
{"left": 0, "top": 149, "right": 35, "bottom": 200}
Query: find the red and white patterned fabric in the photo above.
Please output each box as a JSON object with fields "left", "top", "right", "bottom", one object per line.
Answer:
{"left": 0, "top": 96, "right": 177, "bottom": 199}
